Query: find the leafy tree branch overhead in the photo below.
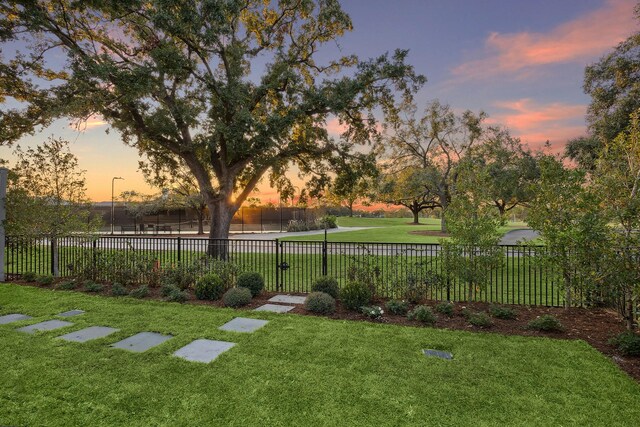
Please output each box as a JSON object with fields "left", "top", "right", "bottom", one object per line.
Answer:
{"left": 0, "top": 0, "right": 425, "bottom": 246}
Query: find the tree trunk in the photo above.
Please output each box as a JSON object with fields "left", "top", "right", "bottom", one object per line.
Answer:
{"left": 348, "top": 202, "right": 353, "bottom": 217}
{"left": 440, "top": 215, "right": 446, "bottom": 233}
{"left": 197, "top": 206, "right": 205, "bottom": 235}
{"left": 626, "top": 289, "right": 636, "bottom": 330}
{"left": 206, "top": 200, "right": 235, "bottom": 259}
{"left": 412, "top": 209, "right": 419, "bottom": 224}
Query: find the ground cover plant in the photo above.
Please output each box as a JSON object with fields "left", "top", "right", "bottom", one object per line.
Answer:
{"left": 1, "top": 284, "right": 639, "bottom": 426}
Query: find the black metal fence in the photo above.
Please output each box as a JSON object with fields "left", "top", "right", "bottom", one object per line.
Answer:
{"left": 1, "top": 234, "right": 576, "bottom": 307}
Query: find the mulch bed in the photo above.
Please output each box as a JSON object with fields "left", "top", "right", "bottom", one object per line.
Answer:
{"left": 9, "top": 280, "right": 640, "bottom": 382}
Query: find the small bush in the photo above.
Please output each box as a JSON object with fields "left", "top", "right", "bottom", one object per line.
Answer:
{"left": 468, "top": 312, "right": 493, "bottom": 328}
{"left": 21, "top": 272, "right": 37, "bottom": 282}
{"left": 318, "top": 215, "right": 337, "bottom": 229}
{"left": 165, "top": 288, "right": 188, "bottom": 303}
{"left": 385, "top": 299, "right": 409, "bottom": 315}
{"left": 130, "top": 285, "right": 149, "bottom": 299}
{"left": 84, "top": 281, "right": 104, "bottom": 293}
{"left": 111, "top": 283, "right": 129, "bottom": 297}
{"left": 304, "top": 292, "right": 336, "bottom": 315}
{"left": 407, "top": 305, "right": 437, "bottom": 325}
{"left": 222, "top": 287, "right": 252, "bottom": 308}
{"left": 435, "top": 301, "right": 454, "bottom": 317}
{"left": 311, "top": 276, "right": 339, "bottom": 298}
{"left": 36, "top": 275, "right": 54, "bottom": 286}
{"left": 56, "top": 280, "right": 77, "bottom": 291}
{"left": 361, "top": 305, "right": 384, "bottom": 319}
{"left": 609, "top": 332, "right": 640, "bottom": 356}
{"left": 160, "top": 264, "right": 197, "bottom": 290}
{"left": 237, "top": 272, "right": 264, "bottom": 297}
{"left": 194, "top": 273, "right": 226, "bottom": 300}
{"left": 161, "top": 284, "right": 178, "bottom": 297}
{"left": 490, "top": 305, "right": 517, "bottom": 320}
{"left": 527, "top": 315, "right": 563, "bottom": 332}
{"left": 340, "top": 281, "right": 372, "bottom": 311}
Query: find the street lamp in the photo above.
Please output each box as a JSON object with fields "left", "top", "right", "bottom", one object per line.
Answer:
{"left": 111, "top": 177, "right": 124, "bottom": 235}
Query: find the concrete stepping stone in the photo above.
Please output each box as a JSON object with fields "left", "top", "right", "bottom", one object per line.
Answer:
{"left": 254, "top": 304, "right": 295, "bottom": 313}
{"left": 423, "top": 349, "right": 453, "bottom": 360}
{"left": 0, "top": 314, "right": 32, "bottom": 325}
{"left": 57, "top": 309, "right": 85, "bottom": 317}
{"left": 17, "top": 320, "right": 73, "bottom": 334}
{"left": 111, "top": 332, "right": 172, "bottom": 353}
{"left": 174, "top": 339, "right": 235, "bottom": 363}
{"left": 268, "top": 295, "right": 306, "bottom": 304}
{"left": 219, "top": 317, "right": 268, "bottom": 333}
{"left": 58, "top": 326, "right": 119, "bottom": 343}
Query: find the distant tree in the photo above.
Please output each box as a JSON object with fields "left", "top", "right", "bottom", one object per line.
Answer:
{"left": 245, "top": 197, "right": 261, "bottom": 208}
{"left": 377, "top": 169, "right": 439, "bottom": 224}
{"left": 381, "top": 100, "right": 486, "bottom": 231}
{"left": 527, "top": 156, "right": 609, "bottom": 309}
{"left": 139, "top": 157, "right": 207, "bottom": 234}
{"left": 6, "top": 137, "right": 100, "bottom": 276}
{"left": 466, "top": 127, "right": 539, "bottom": 216}
{"left": 564, "top": 135, "right": 601, "bottom": 172}
{"left": 440, "top": 163, "right": 504, "bottom": 302}
{"left": 326, "top": 152, "right": 378, "bottom": 216}
{"left": 119, "top": 191, "right": 161, "bottom": 231}
{"left": 594, "top": 110, "right": 640, "bottom": 330}
{"left": 0, "top": 0, "right": 424, "bottom": 258}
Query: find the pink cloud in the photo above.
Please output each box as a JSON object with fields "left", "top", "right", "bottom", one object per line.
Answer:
{"left": 453, "top": 0, "right": 637, "bottom": 80}
{"left": 490, "top": 99, "right": 586, "bottom": 151}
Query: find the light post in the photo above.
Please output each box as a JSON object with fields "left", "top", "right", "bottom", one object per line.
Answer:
{"left": 111, "top": 177, "right": 124, "bottom": 235}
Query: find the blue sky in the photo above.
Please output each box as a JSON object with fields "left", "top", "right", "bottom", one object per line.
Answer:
{"left": 0, "top": 0, "right": 637, "bottom": 201}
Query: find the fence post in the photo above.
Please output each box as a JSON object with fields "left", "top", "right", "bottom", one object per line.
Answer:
{"left": 0, "top": 167, "right": 7, "bottom": 282}
{"left": 275, "top": 238, "right": 280, "bottom": 291}
{"left": 322, "top": 230, "right": 328, "bottom": 276}
{"left": 50, "top": 238, "right": 55, "bottom": 276}
{"left": 92, "top": 239, "right": 98, "bottom": 281}
{"left": 177, "top": 236, "right": 181, "bottom": 263}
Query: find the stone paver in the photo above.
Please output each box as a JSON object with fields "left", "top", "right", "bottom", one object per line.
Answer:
{"left": 423, "top": 349, "right": 453, "bottom": 360}
{"left": 0, "top": 314, "right": 32, "bottom": 325}
{"left": 174, "top": 339, "right": 235, "bottom": 363}
{"left": 219, "top": 317, "right": 268, "bottom": 333}
{"left": 111, "top": 332, "right": 172, "bottom": 353}
{"left": 17, "top": 320, "right": 73, "bottom": 334}
{"left": 254, "top": 304, "right": 295, "bottom": 313}
{"left": 268, "top": 295, "right": 306, "bottom": 304}
{"left": 57, "top": 309, "right": 85, "bottom": 317}
{"left": 58, "top": 326, "right": 119, "bottom": 343}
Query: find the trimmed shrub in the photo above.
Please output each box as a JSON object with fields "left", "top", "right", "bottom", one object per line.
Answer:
{"left": 435, "top": 301, "right": 454, "bottom": 317}
{"left": 490, "top": 305, "right": 517, "bottom": 320}
{"left": 130, "top": 285, "right": 149, "bottom": 299}
{"left": 407, "top": 305, "right": 437, "bottom": 325}
{"left": 222, "top": 287, "right": 252, "bottom": 308}
{"left": 56, "top": 280, "right": 77, "bottom": 291}
{"left": 160, "top": 264, "right": 197, "bottom": 290}
{"left": 111, "top": 283, "right": 129, "bottom": 297}
{"left": 385, "top": 299, "right": 409, "bottom": 316}
{"left": 165, "top": 288, "right": 188, "bottom": 303}
{"left": 194, "top": 273, "right": 226, "bottom": 300}
{"left": 468, "top": 312, "right": 493, "bottom": 328}
{"left": 37, "top": 275, "right": 54, "bottom": 286}
{"left": 340, "top": 280, "right": 372, "bottom": 311}
{"left": 527, "top": 315, "right": 563, "bottom": 332}
{"left": 311, "top": 276, "right": 339, "bottom": 298}
{"left": 361, "top": 305, "right": 384, "bottom": 319}
{"left": 304, "top": 292, "right": 336, "bottom": 315}
{"left": 21, "top": 272, "right": 37, "bottom": 282}
{"left": 609, "top": 332, "right": 640, "bottom": 356}
{"left": 237, "top": 272, "right": 264, "bottom": 297}
{"left": 84, "top": 281, "right": 104, "bottom": 293}
{"left": 161, "top": 284, "right": 178, "bottom": 297}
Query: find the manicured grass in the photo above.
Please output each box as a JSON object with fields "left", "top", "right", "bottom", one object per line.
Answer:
{"left": 285, "top": 217, "right": 530, "bottom": 243}
{"left": 1, "top": 284, "right": 639, "bottom": 426}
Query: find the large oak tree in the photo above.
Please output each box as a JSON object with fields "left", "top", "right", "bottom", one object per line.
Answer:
{"left": 0, "top": 0, "right": 424, "bottom": 254}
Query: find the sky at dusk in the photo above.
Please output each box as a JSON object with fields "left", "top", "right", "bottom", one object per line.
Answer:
{"left": 0, "top": 0, "right": 637, "bottom": 202}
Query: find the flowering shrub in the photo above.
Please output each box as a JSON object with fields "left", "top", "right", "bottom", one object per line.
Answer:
{"left": 361, "top": 305, "right": 384, "bottom": 319}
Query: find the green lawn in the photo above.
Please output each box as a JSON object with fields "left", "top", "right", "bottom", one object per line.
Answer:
{"left": 1, "top": 284, "right": 639, "bottom": 426}
{"left": 283, "top": 217, "right": 530, "bottom": 243}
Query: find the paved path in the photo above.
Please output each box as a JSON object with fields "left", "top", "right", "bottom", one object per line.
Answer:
{"left": 500, "top": 229, "right": 540, "bottom": 245}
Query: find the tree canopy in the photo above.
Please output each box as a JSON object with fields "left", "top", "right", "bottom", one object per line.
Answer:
{"left": 0, "top": 0, "right": 424, "bottom": 248}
